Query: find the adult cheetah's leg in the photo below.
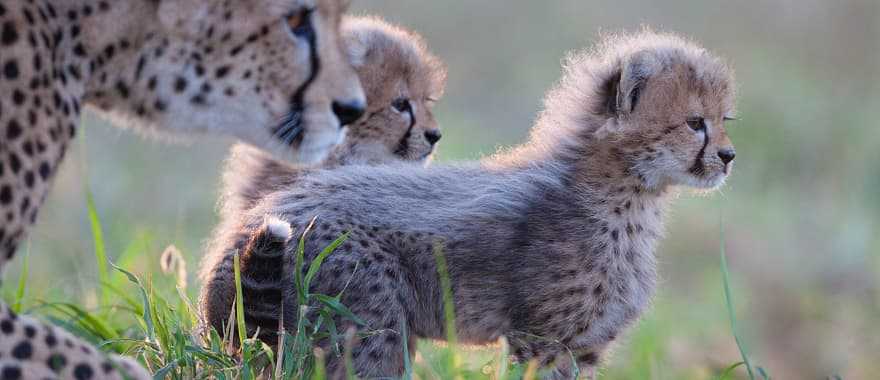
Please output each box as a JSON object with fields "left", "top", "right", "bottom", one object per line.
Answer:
{"left": 0, "top": 302, "right": 151, "bottom": 379}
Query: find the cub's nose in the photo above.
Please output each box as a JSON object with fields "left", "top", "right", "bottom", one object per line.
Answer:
{"left": 332, "top": 99, "right": 366, "bottom": 127}
{"left": 424, "top": 129, "right": 442, "bottom": 145}
{"left": 717, "top": 148, "right": 736, "bottom": 165}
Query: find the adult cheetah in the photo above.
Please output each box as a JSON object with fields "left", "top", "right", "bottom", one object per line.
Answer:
{"left": 220, "top": 31, "right": 737, "bottom": 379}
{"left": 0, "top": 0, "right": 363, "bottom": 377}
{"left": 198, "top": 15, "right": 447, "bottom": 347}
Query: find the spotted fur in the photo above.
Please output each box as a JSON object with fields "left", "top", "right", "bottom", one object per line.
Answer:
{"left": 0, "top": 0, "right": 363, "bottom": 377}
{"left": 198, "top": 16, "right": 447, "bottom": 348}
{"left": 204, "top": 30, "right": 737, "bottom": 379}
{"left": 0, "top": 302, "right": 151, "bottom": 380}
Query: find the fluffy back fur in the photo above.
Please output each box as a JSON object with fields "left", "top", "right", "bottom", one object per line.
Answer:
{"left": 198, "top": 16, "right": 448, "bottom": 345}
{"left": 202, "top": 29, "right": 737, "bottom": 379}
{"left": 214, "top": 16, "right": 447, "bottom": 222}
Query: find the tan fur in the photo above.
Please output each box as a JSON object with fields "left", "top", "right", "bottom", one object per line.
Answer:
{"left": 198, "top": 16, "right": 447, "bottom": 348}
{"left": 202, "top": 30, "right": 736, "bottom": 379}
{"left": 0, "top": 0, "right": 363, "bottom": 377}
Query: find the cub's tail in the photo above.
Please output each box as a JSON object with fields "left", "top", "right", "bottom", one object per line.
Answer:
{"left": 237, "top": 216, "right": 293, "bottom": 344}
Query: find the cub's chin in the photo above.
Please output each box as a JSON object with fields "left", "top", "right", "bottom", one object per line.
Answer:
{"left": 669, "top": 168, "right": 730, "bottom": 191}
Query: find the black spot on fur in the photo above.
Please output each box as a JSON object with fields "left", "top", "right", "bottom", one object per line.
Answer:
{"left": 48, "top": 353, "right": 67, "bottom": 372}
{"left": 115, "top": 81, "right": 130, "bottom": 98}
{"left": 1, "top": 366, "right": 22, "bottom": 380}
{"left": 1, "top": 22, "right": 18, "bottom": 46}
{"left": 215, "top": 65, "right": 231, "bottom": 78}
{"left": 0, "top": 318, "right": 13, "bottom": 333}
{"left": 45, "top": 333, "right": 57, "bottom": 346}
{"left": 578, "top": 352, "right": 599, "bottom": 365}
{"left": 6, "top": 119, "right": 22, "bottom": 140}
{"left": 3, "top": 60, "right": 19, "bottom": 79}
{"left": 8, "top": 152, "right": 21, "bottom": 174}
{"left": 134, "top": 55, "right": 146, "bottom": 80}
{"left": 73, "top": 43, "right": 87, "bottom": 57}
{"left": 12, "top": 340, "right": 33, "bottom": 359}
{"left": 11, "top": 89, "right": 25, "bottom": 105}
{"left": 174, "top": 77, "right": 188, "bottom": 93}
{"left": 73, "top": 363, "right": 94, "bottom": 380}
{"left": 38, "top": 162, "right": 51, "bottom": 180}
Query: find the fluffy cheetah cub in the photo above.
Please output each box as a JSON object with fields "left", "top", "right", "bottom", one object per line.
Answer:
{"left": 198, "top": 16, "right": 447, "bottom": 345}
{"left": 223, "top": 30, "right": 736, "bottom": 378}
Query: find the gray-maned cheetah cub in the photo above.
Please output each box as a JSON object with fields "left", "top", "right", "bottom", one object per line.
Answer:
{"left": 216, "top": 30, "right": 737, "bottom": 378}
{"left": 198, "top": 16, "right": 447, "bottom": 346}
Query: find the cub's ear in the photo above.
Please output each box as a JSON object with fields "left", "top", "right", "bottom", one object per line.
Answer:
{"left": 157, "top": 0, "right": 210, "bottom": 38}
{"left": 602, "top": 51, "right": 657, "bottom": 117}
{"left": 341, "top": 24, "right": 371, "bottom": 68}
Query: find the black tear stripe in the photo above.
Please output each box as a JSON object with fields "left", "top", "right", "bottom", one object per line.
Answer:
{"left": 272, "top": 9, "right": 319, "bottom": 143}
{"left": 393, "top": 106, "right": 416, "bottom": 157}
{"left": 688, "top": 130, "right": 710, "bottom": 176}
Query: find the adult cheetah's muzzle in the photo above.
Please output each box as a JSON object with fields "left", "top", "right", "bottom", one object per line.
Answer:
{"left": 332, "top": 99, "right": 366, "bottom": 126}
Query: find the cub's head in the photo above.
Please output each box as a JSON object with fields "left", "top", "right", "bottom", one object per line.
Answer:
{"left": 334, "top": 16, "right": 447, "bottom": 165}
{"left": 552, "top": 31, "right": 736, "bottom": 189}
{"left": 125, "top": 0, "right": 365, "bottom": 163}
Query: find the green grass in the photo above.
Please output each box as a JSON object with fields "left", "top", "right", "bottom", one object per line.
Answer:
{"left": 2, "top": 197, "right": 768, "bottom": 380}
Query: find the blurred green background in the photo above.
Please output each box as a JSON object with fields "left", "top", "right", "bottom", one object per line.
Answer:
{"left": 4, "top": 0, "right": 879, "bottom": 378}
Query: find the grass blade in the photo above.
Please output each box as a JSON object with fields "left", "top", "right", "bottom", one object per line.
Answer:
{"left": 312, "top": 348, "right": 327, "bottom": 380}
{"left": 304, "top": 232, "right": 349, "bottom": 289}
{"left": 401, "top": 318, "right": 413, "bottom": 380}
{"left": 111, "top": 261, "right": 155, "bottom": 342}
{"left": 233, "top": 251, "right": 248, "bottom": 357}
{"left": 312, "top": 294, "right": 366, "bottom": 326}
{"left": 12, "top": 240, "right": 29, "bottom": 313}
{"left": 433, "top": 243, "right": 460, "bottom": 374}
{"left": 86, "top": 190, "right": 110, "bottom": 309}
{"left": 40, "top": 302, "right": 120, "bottom": 348}
{"left": 295, "top": 218, "right": 318, "bottom": 305}
{"left": 719, "top": 210, "right": 756, "bottom": 380}
{"left": 716, "top": 361, "right": 745, "bottom": 380}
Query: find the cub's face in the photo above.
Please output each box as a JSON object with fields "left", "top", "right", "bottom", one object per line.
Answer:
{"left": 614, "top": 54, "right": 736, "bottom": 190}
{"left": 345, "top": 79, "right": 443, "bottom": 164}
{"left": 338, "top": 18, "right": 447, "bottom": 165}
{"left": 155, "top": 0, "right": 364, "bottom": 163}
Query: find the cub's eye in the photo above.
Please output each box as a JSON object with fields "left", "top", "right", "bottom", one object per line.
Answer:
{"left": 686, "top": 117, "right": 705, "bottom": 131}
{"left": 392, "top": 98, "right": 411, "bottom": 113}
{"left": 285, "top": 8, "right": 313, "bottom": 38}
{"left": 723, "top": 116, "right": 739, "bottom": 122}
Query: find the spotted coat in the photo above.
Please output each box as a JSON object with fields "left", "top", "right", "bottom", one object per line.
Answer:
{"left": 0, "top": 0, "right": 363, "bottom": 377}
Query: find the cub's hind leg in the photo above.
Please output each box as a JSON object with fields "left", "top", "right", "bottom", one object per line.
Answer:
{"left": 284, "top": 235, "right": 412, "bottom": 379}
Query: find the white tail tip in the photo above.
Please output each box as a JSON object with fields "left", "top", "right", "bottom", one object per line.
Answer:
{"left": 265, "top": 217, "right": 293, "bottom": 241}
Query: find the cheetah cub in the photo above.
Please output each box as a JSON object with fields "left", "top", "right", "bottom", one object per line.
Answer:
{"left": 198, "top": 16, "right": 447, "bottom": 346}
{"left": 221, "top": 30, "right": 736, "bottom": 378}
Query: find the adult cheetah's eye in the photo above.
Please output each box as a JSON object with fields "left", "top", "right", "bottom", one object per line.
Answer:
{"left": 686, "top": 117, "right": 705, "bottom": 131}
{"left": 392, "top": 98, "right": 411, "bottom": 113}
{"left": 285, "top": 8, "right": 313, "bottom": 38}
